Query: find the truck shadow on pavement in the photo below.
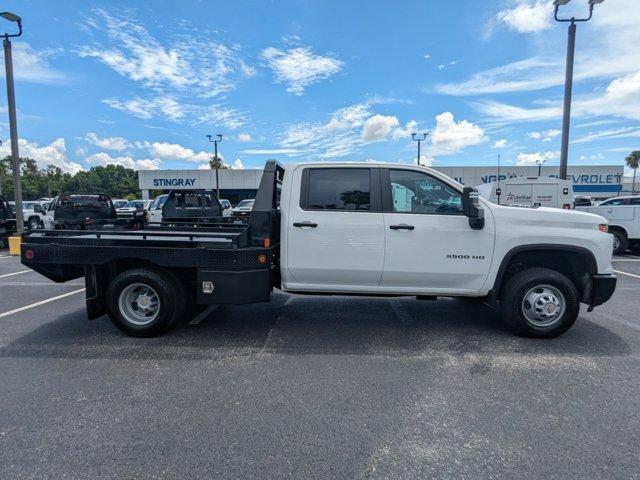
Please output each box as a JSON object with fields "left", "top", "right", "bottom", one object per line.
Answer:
{"left": 0, "top": 292, "right": 632, "bottom": 361}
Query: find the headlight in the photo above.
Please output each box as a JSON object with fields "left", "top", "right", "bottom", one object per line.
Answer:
{"left": 599, "top": 224, "right": 608, "bottom": 233}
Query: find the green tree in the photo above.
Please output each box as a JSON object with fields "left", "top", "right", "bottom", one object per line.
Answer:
{"left": 209, "top": 155, "right": 229, "bottom": 170}
{"left": 626, "top": 151, "right": 640, "bottom": 195}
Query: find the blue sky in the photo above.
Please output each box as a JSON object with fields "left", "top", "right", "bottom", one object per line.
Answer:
{"left": 0, "top": 0, "right": 638, "bottom": 174}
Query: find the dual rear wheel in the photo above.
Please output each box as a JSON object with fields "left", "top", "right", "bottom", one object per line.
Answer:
{"left": 106, "top": 268, "right": 189, "bottom": 337}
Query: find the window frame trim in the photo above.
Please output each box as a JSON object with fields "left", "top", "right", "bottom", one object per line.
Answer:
{"left": 299, "top": 167, "right": 382, "bottom": 213}
{"left": 380, "top": 167, "right": 464, "bottom": 216}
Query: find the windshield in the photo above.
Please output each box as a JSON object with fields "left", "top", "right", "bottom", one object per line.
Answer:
{"left": 123, "top": 201, "right": 145, "bottom": 209}
{"left": 22, "top": 202, "right": 40, "bottom": 210}
{"left": 237, "top": 200, "right": 254, "bottom": 208}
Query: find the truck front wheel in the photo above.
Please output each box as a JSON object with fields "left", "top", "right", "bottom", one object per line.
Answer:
{"left": 611, "top": 230, "right": 628, "bottom": 255}
{"left": 106, "top": 268, "right": 186, "bottom": 337}
{"left": 500, "top": 267, "right": 579, "bottom": 338}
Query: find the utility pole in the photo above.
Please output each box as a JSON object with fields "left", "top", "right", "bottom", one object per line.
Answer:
{"left": 411, "top": 132, "right": 428, "bottom": 165}
{"left": 206, "top": 134, "right": 223, "bottom": 199}
{"left": 1, "top": 11, "right": 23, "bottom": 234}
{"left": 554, "top": 0, "right": 605, "bottom": 180}
{"left": 497, "top": 154, "right": 501, "bottom": 205}
{"left": 0, "top": 139, "right": 3, "bottom": 196}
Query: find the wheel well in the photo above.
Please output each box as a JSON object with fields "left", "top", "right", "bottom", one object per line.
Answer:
{"left": 100, "top": 259, "right": 194, "bottom": 284}
{"left": 608, "top": 225, "right": 628, "bottom": 238}
{"left": 495, "top": 248, "right": 595, "bottom": 303}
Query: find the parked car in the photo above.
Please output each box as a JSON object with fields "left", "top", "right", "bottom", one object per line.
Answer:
{"left": 219, "top": 198, "right": 232, "bottom": 217}
{"left": 8, "top": 201, "right": 46, "bottom": 230}
{"left": 230, "top": 198, "right": 254, "bottom": 217}
{"left": 116, "top": 200, "right": 151, "bottom": 219}
{"left": 576, "top": 195, "right": 640, "bottom": 254}
{"left": 573, "top": 195, "right": 593, "bottom": 207}
{"left": 22, "top": 161, "right": 615, "bottom": 339}
{"left": 44, "top": 193, "right": 118, "bottom": 230}
{"left": 112, "top": 199, "right": 129, "bottom": 209}
{"left": 147, "top": 194, "right": 168, "bottom": 223}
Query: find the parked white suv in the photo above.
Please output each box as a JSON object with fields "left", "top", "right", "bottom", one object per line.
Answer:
{"left": 576, "top": 195, "right": 640, "bottom": 254}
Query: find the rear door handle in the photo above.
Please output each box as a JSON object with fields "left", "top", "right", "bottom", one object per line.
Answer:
{"left": 389, "top": 224, "right": 414, "bottom": 230}
{"left": 293, "top": 221, "right": 318, "bottom": 228}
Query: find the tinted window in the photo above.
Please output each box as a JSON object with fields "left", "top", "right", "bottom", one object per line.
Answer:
{"left": 600, "top": 198, "right": 628, "bottom": 206}
{"left": 305, "top": 168, "right": 371, "bottom": 211}
{"left": 629, "top": 198, "right": 640, "bottom": 205}
{"left": 389, "top": 169, "right": 462, "bottom": 215}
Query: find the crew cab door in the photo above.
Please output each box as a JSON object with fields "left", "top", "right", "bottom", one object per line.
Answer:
{"left": 147, "top": 195, "right": 167, "bottom": 223}
{"left": 379, "top": 168, "right": 495, "bottom": 293}
{"left": 284, "top": 167, "right": 385, "bottom": 289}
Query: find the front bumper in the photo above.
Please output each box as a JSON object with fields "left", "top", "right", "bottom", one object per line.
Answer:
{"left": 589, "top": 273, "right": 617, "bottom": 308}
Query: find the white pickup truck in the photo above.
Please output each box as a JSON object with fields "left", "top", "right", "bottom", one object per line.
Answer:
{"left": 21, "top": 161, "right": 616, "bottom": 339}
{"left": 576, "top": 195, "right": 640, "bottom": 254}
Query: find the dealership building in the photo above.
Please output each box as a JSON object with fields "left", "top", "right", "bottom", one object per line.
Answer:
{"left": 139, "top": 164, "right": 626, "bottom": 203}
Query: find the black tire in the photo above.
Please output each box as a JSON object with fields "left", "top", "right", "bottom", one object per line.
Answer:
{"left": 500, "top": 267, "right": 580, "bottom": 339}
{"left": 611, "top": 230, "right": 628, "bottom": 255}
{"left": 106, "top": 268, "right": 186, "bottom": 337}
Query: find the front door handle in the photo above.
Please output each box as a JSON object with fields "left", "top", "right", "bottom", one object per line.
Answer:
{"left": 293, "top": 221, "right": 318, "bottom": 228}
{"left": 389, "top": 224, "right": 414, "bottom": 230}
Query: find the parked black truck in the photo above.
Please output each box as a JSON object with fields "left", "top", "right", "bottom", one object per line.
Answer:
{"left": 0, "top": 195, "right": 16, "bottom": 246}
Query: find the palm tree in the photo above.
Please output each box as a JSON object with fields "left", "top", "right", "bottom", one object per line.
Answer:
{"left": 626, "top": 151, "right": 640, "bottom": 194}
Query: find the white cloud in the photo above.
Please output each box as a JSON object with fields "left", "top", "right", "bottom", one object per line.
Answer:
{"left": 260, "top": 46, "right": 343, "bottom": 95}
{"left": 232, "top": 158, "right": 244, "bottom": 169}
{"left": 103, "top": 96, "right": 185, "bottom": 121}
{"left": 492, "top": 139, "right": 508, "bottom": 149}
{"left": 391, "top": 120, "right": 418, "bottom": 141}
{"left": 528, "top": 129, "right": 561, "bottom": 142}
{"left": 436, "top": 57, "right": 562, "bottom": 96}
{"left": 436, "top": 60, "right": 459, "bottom": 71}
{"left": 496, "top": 1, "right": 552, "bottom": 34}
{"left": 573, "top": 127, "right": 640, "bottom": 144}
{"left": 237, "top": 133, "right": 252, "bottom": 142}
{"left": 78, "top": 10, "right": 250, "bottom": 97}
{"left": 429, "top": 112, "right": 486, "bottom": 155}
{"left": 103, "top": 96, "right": 243, "bottom": 128}
{"left": 85, "top": 132, "right": 131, "bottom": 151}
{"left": 477, "top": 70, "right": 640, "bottom": 123}
{"left": 2, "top": 43, "right": 70, "bottom": 85}
{"left": 0, "top": 138, "right": 83, "bottom": 174}
{"left": 242, "top": 148, "right": 302, "bottom": 155}
{"left": 146, "top": 142, "right": 211, "bottom": 163}
{"left": 443, "top": 0, "right": 640, "bottom": 97}
{"left": 362, "top": 114, "right": 399, "bottom": 142}
{"left": 419, "top": 155, "right": 434, "bottom": 166}
{"left": 85, "top": 152, "right": 160, "bottom": 170}
{"left": 516, "top": 150, "right": 560, "bottom": 166}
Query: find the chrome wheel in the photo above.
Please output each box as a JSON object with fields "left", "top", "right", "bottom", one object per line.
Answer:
{"left": 521, "top": 284, "right": 566, "bottom": 327}
{"left": 118, "top": 283, "right": 160, "bottom": 326}
{"left": 612, "top": 235, "right": 620, "bottom": 252}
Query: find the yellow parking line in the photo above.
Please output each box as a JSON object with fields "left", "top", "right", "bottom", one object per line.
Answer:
{"left": 614, "top": 270, "right": 640, "bottom": 280}
{"left": 0, "top": 288, "right": 85, "bottom": 319}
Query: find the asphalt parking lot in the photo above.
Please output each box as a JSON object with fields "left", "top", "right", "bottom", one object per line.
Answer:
{"left": 1, "top": 249, "right": 639, "bottom": 479}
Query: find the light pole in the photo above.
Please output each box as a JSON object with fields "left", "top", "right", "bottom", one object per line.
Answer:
{"left": 411, "top": 132, "right": 428, "bottom": 165}
{"left": 0, "top": 139, "right": 3, "bottom": 196}
{"left": 536, "top": 158, "right": 546, "bottom": 177}
{"left": 1, "top": 11, "right": 23, "bottom": 234}
{"left": 554, "top": 0, "right": 605, "bottom": 180}
{"left": 206, "top": 134, "right": 223, "bottom": 199}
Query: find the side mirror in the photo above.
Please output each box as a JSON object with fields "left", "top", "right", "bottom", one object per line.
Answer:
{"left": 34, "top": 204, "right": 43, "bottom": 213}
{"left": 462, "top": 187, "right": 485, "bottom": 230}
